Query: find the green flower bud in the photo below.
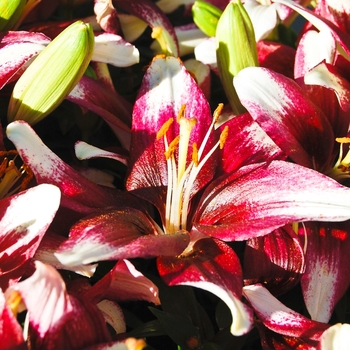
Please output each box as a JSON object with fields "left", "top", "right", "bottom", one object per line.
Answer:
{"left": 216, "top": 0, "right": 258, "bottom": 114}
{"left": 192, "top": 0, "right": 222, "bottom": 37}
{"left": 0, "top": 0, "right": 26, "bottom": 31}
{"left": 8, "top": 20, "right": 95, "bottom": 125}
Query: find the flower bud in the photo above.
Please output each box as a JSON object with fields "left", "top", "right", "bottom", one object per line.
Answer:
{"left": 0, "top": 0, "right": 25, "bottom": 31}
{"left": 8, "top": 20, "right": 94, "bottom": 125}
{"left": 216, "top": 0, "right": 258, "bottom": 114}
{"left": 192, "top": 0, "right": 222, "bottom": 37}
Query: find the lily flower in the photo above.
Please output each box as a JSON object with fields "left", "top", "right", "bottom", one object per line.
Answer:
{"left": 1, "top": 255, "right": 158, "bottom": 349}
{"left": 233, "top": 0, "right": 350, "bottom": 323}
{"left": 12, "top": 55, "right": 350, "bottom": 337}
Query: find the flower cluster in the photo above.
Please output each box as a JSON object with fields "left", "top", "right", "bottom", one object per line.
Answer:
{"left": 1, "top": 0, "right": 350, "bottom": 349}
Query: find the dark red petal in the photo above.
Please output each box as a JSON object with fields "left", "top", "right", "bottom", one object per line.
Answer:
{"left": 244, "top": 225, "right": 305, "bottom": 295}
{"left": 158, "top": 237, "right": 253, "bottom": 336}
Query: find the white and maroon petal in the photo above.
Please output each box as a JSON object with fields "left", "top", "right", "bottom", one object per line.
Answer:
{"left": 5, "top": 261, "right": 72, "bottom": 337}
{"left": 300, "top": 222, "right": 350, "bottom": 323}
{"left": 34, "top": 231, "right": 97, "bottom": 277}
{"left": 75, "top": 141, "right": 128, "bottom": 166}
{"left": 94, "top": 0, "right": 121, "bottom": 34}
{"left": 183, "top": 58, "right": 211, "bottom": 101}
{"left": 0, "top": 290, "right": 25, "bottom": 347}
{"left": 93, "top": 33, "right": 139, "bottom": 67}
{"left": 234, "top": 66, "right": 334, "bottom": 171}
{"left": 217, "top": 111, "right": 284, "bottom": 175}
{"left": 55, "top": 207, "right": 189, "bottom": 266}
{"left": 6, "top": 121, "right": 132, "bottom": 213}
{"left": 195, "top": 160, "right": 350, "bottom": 241}
{"left": 0, "top": 184, "right": 60, "bottom": 281}
{"left": 304, "top": 62, "right": 350, "bottom": 113}
{"left": 274, "top": 0, "right": 350, "bottom": 58}
{"left": 295, "top": 29, "right": 336, "bottom": 79}
{"left": 244, "top": 225, "right": 305, "bottom": 296}
{"left": 96, "top": 300, "right": 126, "bottom": 334}
{"left": 315, "top": 0, "right": 350, "bottom": 35}
{"left": 5, "top": 261, "right": 111, "bottom": 349}
{"left": 126, "top": 55, "right": 216, "bottom": 214}
{"left": 243, "top": 284, "right": 329, "bottom": 340}
{"left": 68, "top": 76, "right": 132, "bottom": 149}
{"left": 0, "top": 31, "right": 50, "bottom": 89}
{"left": 114, "top": 0, "right": 179, "bottom": 56}
{"left": 157, "top": 237, "right": 253, "bottom": 336}
{"left": 84, "top": 259, "right": 160, "bottom": 305}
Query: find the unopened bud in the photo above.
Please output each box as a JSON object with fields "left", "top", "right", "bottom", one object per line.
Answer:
{"left": 216, "top": 0, "right": 258, "bottom": 114}
{"left": 192, "top": 0, "right": 222, "bottom": 37}
{"left": 8, "top": 20, "right": 94, "bottom": 125}
{"left": 0, "top": 0, "right": 25, "bottom": 31}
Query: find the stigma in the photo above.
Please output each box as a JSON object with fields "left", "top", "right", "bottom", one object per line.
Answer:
{"left": 328, "top": 137, "right": 350, "bottom": 181}
{"left": 158, "top": 104, "right": 228, "bottom": 234}
{"left": 0, "top": 150, "right": 33, "bottom": 199}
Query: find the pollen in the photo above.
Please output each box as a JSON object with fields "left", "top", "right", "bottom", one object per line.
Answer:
{"left": 192, "top": 142, "right": 199, "bottom": 166}
{"left": 165, "top": 136, "right": 180, "bottom": 160}
{"left": 220, "top": 126, "right": 229, "bottom": 149}
{"left": 213, "top": 103, "right": 224, "bottom": 123}
{"left": 157, "top": 118, "right": 174, "bottom": 140}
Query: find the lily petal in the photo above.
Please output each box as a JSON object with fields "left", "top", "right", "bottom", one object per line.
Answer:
{"left": 93, "top": 33, "right": 139, "bottom": 67}
{"left": 55, "top": 207, "right": 190, "bottom": 266}
{"left": 244, "top": 224, "right": 305, "bottom": 295}
{"left": 67, "top": 76, "right": 132, "bottom": 149}
{"left": 114, "top": 0, "right": 179, "bottom": 56}
{"left": 0, "top": 31, "right": 50, "bottom": 89}
{"left": 234, "top": 66, "right": 334, "bottom": 171}
{"left": 0, "top": 184, "right": 60, "bottom": 289}
{"left": 300, "top": 222, "right": 350, "bottom": 323}
{"left": 5, "top": 261, "right": 111, "bottom": 349}
{"left": 195, "top": 160, "right": 350, "bottom": 241}
{"left": 158, "top": 237, "right": 253, "bottom": 336}
{"left": 6, "top": 121, "right": 134, "bottom": 214}
{"left": 84, "top": 259, "right": 160, "bottom": 305}
{"left": 243, "top": 284, "right": 328, "bottom": 340}
{"left": 74, "top": 141, "right": 128, "bottom": 166}
{"left": 318, "top": 323, "right": 350, "bottom": 350}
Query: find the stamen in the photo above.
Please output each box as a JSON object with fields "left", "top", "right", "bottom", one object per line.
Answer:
{"left": 220, "top": 126, "right": 229, "bottom": 149}
{"left": 192, "top": 143, "right": 199, "bottom": 166}
{"left": 213, "top": 103, "right": 224, "bottom": 123}
{"left": 165, "top": 136, "right": 180, "bottom": 160}
{"left": 157, "top": 118, "right": 174, "bottom": 139}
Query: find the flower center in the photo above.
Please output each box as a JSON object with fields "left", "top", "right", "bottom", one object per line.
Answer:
{"left": 0, "top": 150, "right": 33, "bottom": 199}
{"left": 327, "top": 137, "right": 350, "bottom": 181}
{"left": 157, "top": 104, "right": 228, "bottom": 234}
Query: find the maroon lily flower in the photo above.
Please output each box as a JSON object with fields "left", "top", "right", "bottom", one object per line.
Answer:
{"left": 7, "top": 55, "right": 348, "bottom": 336}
